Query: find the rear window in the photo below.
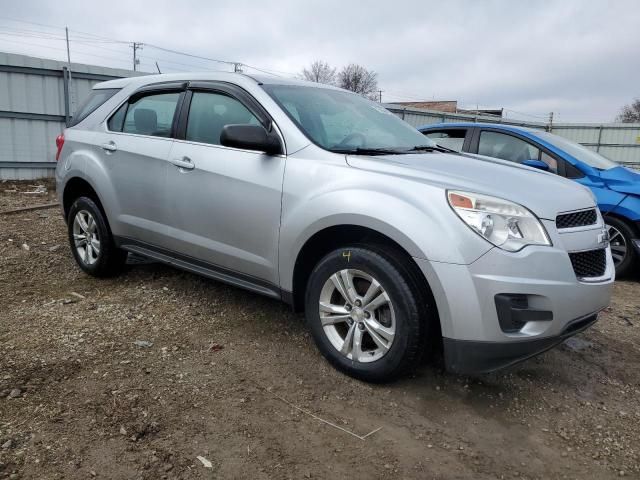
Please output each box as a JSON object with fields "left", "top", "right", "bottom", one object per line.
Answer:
{"left": 70, "top": 88, "right": 120, "bottom": 127}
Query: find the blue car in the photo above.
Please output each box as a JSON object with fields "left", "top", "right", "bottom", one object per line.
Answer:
{"left": 419, "top": 122, "right": 640, "bottom": 276}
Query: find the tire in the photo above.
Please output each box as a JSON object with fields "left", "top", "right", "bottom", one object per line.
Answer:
{"left": 606, "top": 217, "right": 638, "bottom": 278}
{"left": 67, "top": 196, "right": 127, "bottom": 277}
{"left": 304, "top": 245, "right": 431, "bottom": 383}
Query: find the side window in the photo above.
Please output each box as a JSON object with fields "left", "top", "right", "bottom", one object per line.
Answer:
{"left": 186, "top": 91, "right": 259, "bottom": 146}
{"left": 70, "top": 88, "right": 120, "bottom": 127}
{"left": 423, "top": 129, "right": 467, "bottom": 152}
{"left": 565, "top": 161, "right": 585, "bottom": 179}
{"left": 478, "top": 131, "right": 539, "bottom": 163}
{"left": 540, "top": 151, "right": 559, "bottom": 174}
{"left": 122, "top": 92, "right": 181, "bottom": 137}
{"left": 107, "top": 102, "right": 127, "bottom": 132}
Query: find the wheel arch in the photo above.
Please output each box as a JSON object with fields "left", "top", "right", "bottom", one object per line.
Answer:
{"left": 603, "top": 211, "right": 640, "bottom": 236}
{"left": 62, "top": 177, "right": 107, "bottom": 223}
{"left": 289, "top": 224, "right": 438, "bottom": 321}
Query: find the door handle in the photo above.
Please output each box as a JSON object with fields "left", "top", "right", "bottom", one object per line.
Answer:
{"left": 171, "top": 156, "right": 195, "bottom": 170}
{"left": 101, "top": 141, "right": 117, "bottom": 152}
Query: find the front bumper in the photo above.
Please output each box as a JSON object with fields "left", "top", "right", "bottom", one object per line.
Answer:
{"left": 414, "top": 232, "right": 614, "bottom": 374}
{"left": 443, "top": 313, "right": 598, "bottom": 374}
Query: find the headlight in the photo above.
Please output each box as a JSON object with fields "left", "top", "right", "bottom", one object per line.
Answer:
{"left": 447, "top": 190, "right": 551, "bottom": 252}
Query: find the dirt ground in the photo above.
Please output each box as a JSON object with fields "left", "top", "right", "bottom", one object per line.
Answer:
{"left": 1, "top": 180, "right": 639, "bottom": 480}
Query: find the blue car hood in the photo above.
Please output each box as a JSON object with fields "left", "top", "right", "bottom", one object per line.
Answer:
{"left": 598, "top": 166, "right": 640, "bottom": 196}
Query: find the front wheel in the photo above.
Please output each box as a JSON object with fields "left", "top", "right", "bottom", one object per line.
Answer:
{"left": 606, "top": 217, "right": 638, "bottom": 278}
{"left": 304, "top": 246, "right": 430, "bottom": 382}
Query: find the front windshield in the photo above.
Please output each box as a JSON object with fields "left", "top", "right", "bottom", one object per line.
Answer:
{"left": 535, "top": 131, "right": 619, "bottom": 170}
{"left": 262, "top": 84, "right": 436, "bottom": 153}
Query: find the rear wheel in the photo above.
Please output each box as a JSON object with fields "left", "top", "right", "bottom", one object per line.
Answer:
{"left": 305, "top": 246, "right": 431, "bottom": 382}
{"left": 67, "top": 197, "right": 127, "bottom": 277}
{"left": 606, "top": 217, "right": 637, "bottom": 277}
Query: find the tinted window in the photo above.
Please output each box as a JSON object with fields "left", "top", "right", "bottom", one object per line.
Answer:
{"left": 478, "top": 131, "right": 539, "bottom": 163}
{"left": 186, "top": 92, "right": 259, "bottom": 146}
{"left": 107, "top": 102, "right": 127, "bottom": 132}
{"left": 70, "top": 88, "right": 119, "bottom": 126}
{"left": 122, "top": 92, "right": 180, "bottom": 137}
{"left": 423, "top": 129, "right": 466, "bottom": 152}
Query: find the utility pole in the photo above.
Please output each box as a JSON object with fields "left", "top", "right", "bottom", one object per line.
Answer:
{"left": 65, "top": 27, "right": 71, "bottom": 63}
{"left": 131, "top": 42, "right": 143, "bottom": 71}
{"left": 64, "top": 26, "right": 74, "bottom": 124}
{"left": 378, "top": 90, "right": 383, "bottom": 103}
{"left": 548, "top": 111, "right": 554, "bottom": 132}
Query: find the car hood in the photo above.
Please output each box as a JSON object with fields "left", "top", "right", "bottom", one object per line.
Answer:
{"left": 598, "top": 166, "right": 640, "bottom": 196}
{"left": 346, "top": 152, "right": 596, "bottom": 220}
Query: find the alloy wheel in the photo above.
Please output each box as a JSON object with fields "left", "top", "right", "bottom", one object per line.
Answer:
{"left": 607, "top": 223, "right": 627, "bottom": 267}
{"left": 318, "top": 269, "right": 396, "bottom": 363}
{"left": 73, "top": 210, "right": 101, "bottom": 265}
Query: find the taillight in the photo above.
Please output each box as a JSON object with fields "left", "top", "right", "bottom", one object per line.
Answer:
{"left": 55, "top": 133, "right": 65, "bottom": 161}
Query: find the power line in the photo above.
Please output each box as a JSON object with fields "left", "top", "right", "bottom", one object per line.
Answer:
{"left": 0, "top": 36, "right": 69, "bottom": 53}
{"left": 138, "top": 55, "right": 221, "bottom": 72}
{"left": 0, "top": 16, "right": 67, "bottom": 34}
{"left": 0, "top": 16, "right": 128, "bottom": 44}
{"left": 242, "top": 64, "right": 282, "bottom": 77}
{"left": 143, "top": 43, "right": 235, "bottom": 67}
{"left": 0, "top": 16, "right": 302, "bottom": 78}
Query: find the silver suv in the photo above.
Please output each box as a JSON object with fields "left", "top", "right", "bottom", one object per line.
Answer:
{"left": 56, "top": 73, "right": 613, "bottom": 382}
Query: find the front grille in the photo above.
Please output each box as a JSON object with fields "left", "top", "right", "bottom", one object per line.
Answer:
{"left": 556, "top": 209, "right": 597, "bottom": 229}
{"left": 569, "top": 249, "right": 607, "bottom": 278}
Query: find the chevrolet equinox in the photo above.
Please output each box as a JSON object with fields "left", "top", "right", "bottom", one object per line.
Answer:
{"left": 55, "top": 73, "right": 614, "bottom": 382}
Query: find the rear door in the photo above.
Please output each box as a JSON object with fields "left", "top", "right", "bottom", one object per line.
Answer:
{"left": 421, "top": 127, "right": 472, "bottom": 152}
{"left": 93, "top": 84, "right": 185, "bottom": 245}
{"left": 163, "top": 82, "right": 286, "bottom": 286}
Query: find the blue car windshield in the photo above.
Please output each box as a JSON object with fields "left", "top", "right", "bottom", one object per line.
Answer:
{"left": 535, "top": 131, "right": 619, "bottom": 170}
{"left": 262, "top": 84, "right": 437, "bottom": 153}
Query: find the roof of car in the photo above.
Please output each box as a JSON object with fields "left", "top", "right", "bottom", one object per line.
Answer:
{"left": 418, "top": 122, "right": 544, "bottom": 135}
{"left": 94, "top": 71, "right": 341, "bottom": 91}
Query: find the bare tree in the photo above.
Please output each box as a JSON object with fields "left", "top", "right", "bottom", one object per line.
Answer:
{"left": 337, "top": 64, "right": 378, "bottom": 100}
{"left": 301, "top": 60, "right": 336, "bottom": 85}
{"left": 617, "top": 98, "right": 640, "bottom": 123}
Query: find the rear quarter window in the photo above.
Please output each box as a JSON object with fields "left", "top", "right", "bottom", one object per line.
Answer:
{"left": 70, "top": 88, "right": 120, "bottom": 127}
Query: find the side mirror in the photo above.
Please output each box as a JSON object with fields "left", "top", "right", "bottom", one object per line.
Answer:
{"left": 522, "top": 159, "right": 550, "bottom": 171}
{"left": 220, "top": 124, "right": 283, "bottom": 155}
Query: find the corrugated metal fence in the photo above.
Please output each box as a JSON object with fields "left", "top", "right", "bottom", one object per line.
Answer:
{"left": 0, "top": 52, "right": 141, "bottom": 180}
{"left": 387, "top": 105, "right": 640, "bottom": 168}
{"left": 1, "top": 52, "right": 639, "bottom": 179}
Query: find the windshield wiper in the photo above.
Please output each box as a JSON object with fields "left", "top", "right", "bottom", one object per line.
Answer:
{"left": 331, "top": 147, "right": 409, "bottom": 156}
{"left": 408, "top": 144, "right": 458, "bottom": 154}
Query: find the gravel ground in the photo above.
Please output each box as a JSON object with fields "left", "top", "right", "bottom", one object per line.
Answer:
{"left": 1, "top": 180, "right": 639, "bottom": 480}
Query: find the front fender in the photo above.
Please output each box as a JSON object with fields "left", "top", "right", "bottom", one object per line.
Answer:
{"left": 611, "top": 194, "right": 640, "bottom": 222}
{"left": 278, "top": 187, "right": 491, "bottom": 292}
{"left": 587, "top": 185, "right": 627, "bottom": 216}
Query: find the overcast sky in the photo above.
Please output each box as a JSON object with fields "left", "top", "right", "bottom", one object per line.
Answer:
{"left": 1, "top": 0, "right": 638, "bottom": 122}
